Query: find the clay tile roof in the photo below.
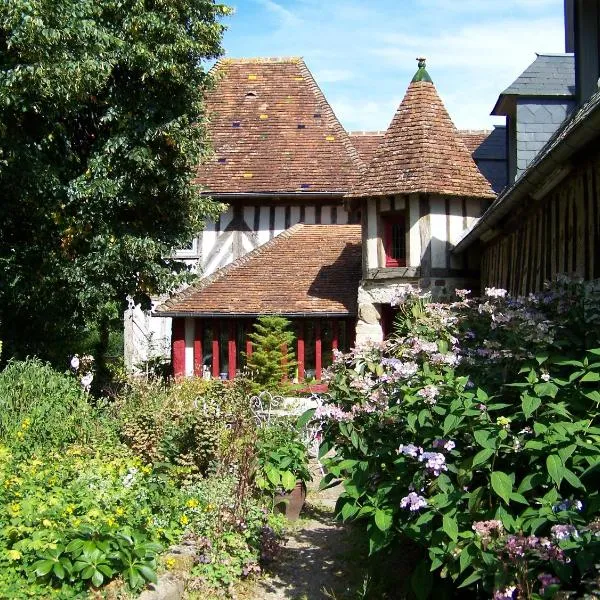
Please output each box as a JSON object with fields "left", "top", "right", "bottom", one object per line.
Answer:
{"left": 458, "top": 130, "right": 492, "bottom": 153}
{"left": 349, "top": 131, "right": 385, "bottom": 164}
{"left": 197, "top": 57, "right": 364, "bottom": 195}
{"left": 155, "top": 224, "right": 362, "bottom": 316}
{"left": 348, "top": 79, "right": 496, "bottom": 199}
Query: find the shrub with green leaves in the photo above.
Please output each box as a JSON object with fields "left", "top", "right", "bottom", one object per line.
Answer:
{"left": 0, "top": 358, "right": 105, "bottom": 453}
{"left": 307, "top": 282, "right": 600, "bottom": 599}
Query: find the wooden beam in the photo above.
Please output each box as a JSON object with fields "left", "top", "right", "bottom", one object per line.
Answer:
{"left": 172, "top": 318, "right": 186, "bottom": 378}
{"left": 212, "top": 321, "right": 220, "bottom": 378}
{"left": 194, "top": 320, "right": 203, "bottom": 377}
{"left": 297, "top": 322, "right": 305, "bottom": 381}
{"left": 315, "top": 321, "right": 322, "bottom": 381}
{"left": 228, "top": 321, "right": 236, "bottom": 380}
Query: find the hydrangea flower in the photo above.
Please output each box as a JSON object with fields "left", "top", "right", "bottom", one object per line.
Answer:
{"left": 493, "top": 586, "right": 516, "bottom": 600}
{"left": 472, "top": 519, "right": 503, "bottom": 545}
{"left": 397, "top": 444, "right": 421, "bottom": 458}
{"left": 485, "top": 287, "right": 508, "bottom": 298}
{"left": 416, "top": 385, "right": 439, "bottom": 404}
{"left": 418, "top": 452, "right": 447, "bottom": 476}
{"left": 432, "top": 439, "right": 455, "bottom": 452}
{"left": 551, "top": 524, "right": 578, "bottom": 540}
{"left": 400, "top": 492, "right": 428, "bottom": 511}
{"left": 538, "top": 573, "right": 560, "bottom": 595}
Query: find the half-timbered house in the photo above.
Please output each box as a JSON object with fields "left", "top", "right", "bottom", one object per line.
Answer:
{"left": 125, "top": 56, "right": 504, "bottom": 376}
{"left": 126, "top": 57, "right": 364, "bottom": 373}
{"left": 346, "top": 59, "right": 496, "bottom": 344}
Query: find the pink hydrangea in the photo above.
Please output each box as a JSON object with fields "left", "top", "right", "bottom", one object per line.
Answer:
{"left": 416, "top": 385, "right": 439, "bottom": 404}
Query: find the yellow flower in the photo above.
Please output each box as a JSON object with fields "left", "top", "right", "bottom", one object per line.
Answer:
{"left": 179, "top": 515, "right": 189, "bottom": 526}
{"left": 165, "top": 557, "right": 176, "bottom": 570}
{"left": 7, "top": 549, "right": 21, "bottom": 561}
{"left": 186, "top": 498, "right": 199, "bottom": 509}
{"left": 205, "top": 503, "right": 215, "bottom": 512}
{"left": 16, "top": 431, "right": 24, "bottom": 441}
{"left": 141, "top": 465, "right": 152, "bottom": 475}
{"left": 105, "top": 517, "right": 116, "bottom": 527}
{"left": 42, "top": 519, "right": 53, "bottom": 528}
{"left": 9, "top": 502, "right": 20, "bottom": 514}
{"left": 64, "top": 504, "right": 75, "bottom": 515}
{"left": 72, "top": 518, "right": 82, "bottom": 527}
{"left": 115, "top": 507, "right": 125, "bottom": 517}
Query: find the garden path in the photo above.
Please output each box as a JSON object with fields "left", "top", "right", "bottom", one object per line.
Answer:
{"left": 249, "top": 461, "right": 363, "bottom": 600}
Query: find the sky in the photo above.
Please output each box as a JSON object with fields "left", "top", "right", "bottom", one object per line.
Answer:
{"left": 217, "top": 0, "right": 566, "bottom": 132}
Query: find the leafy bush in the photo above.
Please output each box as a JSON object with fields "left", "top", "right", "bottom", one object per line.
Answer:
{"left": 255, "top": 421, "right": 312, "bottom": 495}
{"left": 114, "top": 377, "right": 248, "bottom": 477}
{"left": 0, "top": 444, "right": 183, "bottom": 597}
{"left": 0, "top": 359, "right": 104, "bottom": 452}
{"left": 308, "top": 282, "right": 600, "bottom": 599}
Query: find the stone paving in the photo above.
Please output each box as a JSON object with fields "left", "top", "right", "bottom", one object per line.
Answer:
{"left": 250, "top": 461, "right": 360, "bottom": 600}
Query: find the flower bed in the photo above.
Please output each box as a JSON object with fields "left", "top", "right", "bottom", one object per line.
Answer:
{"left": 303, "top": 280, "right": 600, "bottom": 599}
{"left": 0, "top": 364, "right": 284, "bottom": 597}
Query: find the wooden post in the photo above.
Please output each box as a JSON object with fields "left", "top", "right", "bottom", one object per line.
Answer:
{"left": 194, "top": 320, "right": 203, "bottom": 377}
{"left": 228, "top": 321, "right": 236, "bottom": 380}
{"left": 315, "top": 321, "right": 322, "bottom": 380}
{"left": 172, "top": 318, "right": 186, "bottom": 378}
{"left": 212, "top": 320, "right": 220, "bottom": 378}
{"left": 297, "top": 322, "right": 305, "bottom": 381}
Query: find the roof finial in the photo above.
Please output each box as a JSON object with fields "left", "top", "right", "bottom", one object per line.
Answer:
{"left": 412, "top": 56, "right": 433, "bottom": 83}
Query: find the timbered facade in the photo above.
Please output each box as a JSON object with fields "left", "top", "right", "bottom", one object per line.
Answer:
{"left": 455, "top": 0, "right": 600, "bottom": 295}
{"left": 156, "top": 224, "right": 362, "bottom": 379}
{"left": 126, "top": 56, "right": 504, "bottom": 376}
{"left": 347, "top": 60, "right": 495, "bottom": 343}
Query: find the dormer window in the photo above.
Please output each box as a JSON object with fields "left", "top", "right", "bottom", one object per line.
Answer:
{"left": 383, "top": 213, "right": 406, "bottom": 267}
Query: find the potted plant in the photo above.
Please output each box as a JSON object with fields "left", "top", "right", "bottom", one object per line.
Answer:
{"left": 254, "top": 421, "right": 311, "bottom": 520}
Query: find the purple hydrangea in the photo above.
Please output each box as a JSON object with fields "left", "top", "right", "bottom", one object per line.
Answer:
{"left": 397, "top": 444, "right": 421, "bottom": 458}
{"left": 418, "top": 452, "right": 447, "bottom": 476}
{"left": 400, "top": 492, "right": 428, "bottom": 511}
{"left": 493, "top": 586, "right": 516, "bottom": 600}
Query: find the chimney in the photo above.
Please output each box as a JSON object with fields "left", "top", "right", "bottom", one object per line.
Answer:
{"left": 573, "top": 0, "right": 600, "bottom": 106}
{"left": 565, "top": 0, "right": 574, "bottom": 52}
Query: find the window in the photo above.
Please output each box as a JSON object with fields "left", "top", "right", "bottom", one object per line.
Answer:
{"left": 383, "top": 213, "right": 406, "bottom": 267}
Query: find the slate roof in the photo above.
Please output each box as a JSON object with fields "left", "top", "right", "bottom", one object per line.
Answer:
{"left": 455, "top": 87, "right": 600, "bottom": 252}
{"left": 492, "top": 54, "right": 575, "bottom": 115}
{"left": 196, "top": 58, "right": 363, "bottom": 195}
{"left": 156, "top": 224, "right": 362, "bottom": 316}
{"left": 348, "top": 131, "right": 385, "bottom": 164}
{"left": 348, "top": 77, "right": 496, "bottom": 199}
{"left": 471, "top": 125, "right": 507, "bottom": 161}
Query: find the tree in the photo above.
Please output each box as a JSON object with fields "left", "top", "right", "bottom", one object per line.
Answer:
{"left": 0, "top": 0, "right": 229, "bottom": 364}
{"left": 246, "top": 316, "right": 296, "bottom": 391}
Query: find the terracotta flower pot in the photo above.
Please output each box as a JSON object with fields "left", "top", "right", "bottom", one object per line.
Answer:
{"left": 274, "top": 480, "right": 307, "bottom": 521}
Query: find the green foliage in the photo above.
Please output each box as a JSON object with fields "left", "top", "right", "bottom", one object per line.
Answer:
{"left": 0, "top": 358, "right": 108, "bottom": 453}
{"left": 0, "top": 444, "right": 178, "bottom": 597}
{"left": 0, "top": 0, "right": 229, "bottom": 362}
{"left": 255, "top": 421, "right": 311, "bottom": 495}
{"left": 114, "top": 377, "right": 253, "bottom": 479}
{"left": 312, "top": 282, "right": 600, "bottom": 599}
{"left": 246, "top": 316, "right": 297, "bottom": 391}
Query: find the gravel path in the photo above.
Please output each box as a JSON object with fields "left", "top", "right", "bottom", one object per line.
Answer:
{"left": 250, "top": 462, "right": 361, "bottom": 600}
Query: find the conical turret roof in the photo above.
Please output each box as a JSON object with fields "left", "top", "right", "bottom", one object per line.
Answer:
{"left": 348, "top": 59, "right": 495, "bottom": 199}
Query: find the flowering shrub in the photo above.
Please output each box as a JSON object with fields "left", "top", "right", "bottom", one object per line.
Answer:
{"left": 305, "top": 281, "right": 600, "bottom": 599}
